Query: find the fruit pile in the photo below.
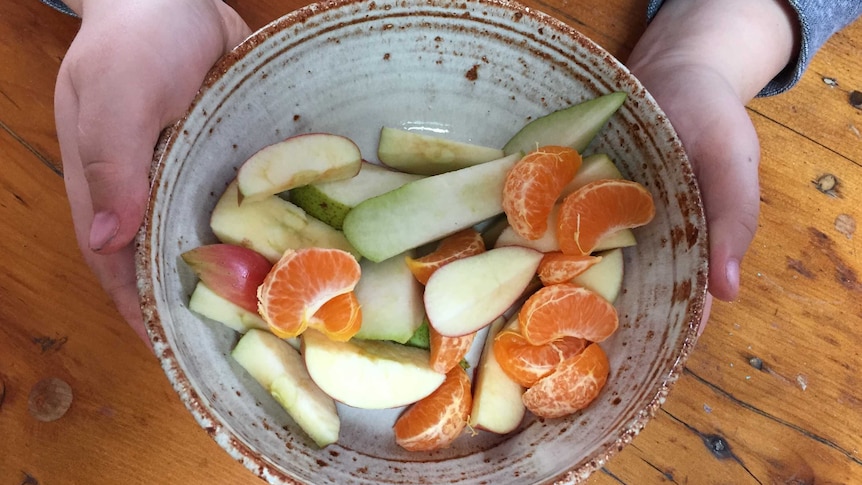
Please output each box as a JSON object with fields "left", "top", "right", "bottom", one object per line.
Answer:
{"left": 180, "top": 92, "right": 655, "bottom": 451}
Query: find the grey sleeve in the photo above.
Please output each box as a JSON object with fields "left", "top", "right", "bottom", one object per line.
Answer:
{"left": 647, "top": 0, "right": 862, "bottom": 96}
{"left": 41, "top": 0, "right": 77, "bottom": 16}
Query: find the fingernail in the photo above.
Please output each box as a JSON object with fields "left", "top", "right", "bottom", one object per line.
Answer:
{"left": 725, "top": 259, "right": 740, "bottom": 293}
{"left": 90, "top": 211, "right": 119, "bottom": 251}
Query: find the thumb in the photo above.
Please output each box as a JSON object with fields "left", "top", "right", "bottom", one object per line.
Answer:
{"left": 685, "top": 96, "right": 761, "bottom": 302}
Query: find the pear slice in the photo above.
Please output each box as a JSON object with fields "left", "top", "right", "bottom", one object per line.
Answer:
{"left": 503, "top": 92, "right": 627, "bottom": 156}
{"left": 236, "top": 133, "right": 362, "bottom": 202}
{"left": 424, "top": 246, "right": 543, "bottom": 337}
{"left": 377, "top": 127, "right": 505, "bottom": 175}
{"left": 231, "top": 329, "right": 340, "bottom": 448}
{"left": 571, "top": 247, "right": 625, "bottom": 303}
{"left": 188, "top": 282, "right": 268, "bottom": 333}
{"left": 210, "top": 181, "right": 359, "bottom": 263}
{"left": 302, "top": 329, "right": 445, "bottom": 410}
{"left": 342, "top": 153, "right": 521, "bottom": 262}
{"left": 353, "top": 251, "right": 425, "bottom": 344}
{"left": 560, "top": 153, "right": 623, "bottom": 199}
{"left": 469, "top": 315, "right": 526, "bottom": 434}
{"left": 290, "top": 161, "right": 423, "bottom": 229}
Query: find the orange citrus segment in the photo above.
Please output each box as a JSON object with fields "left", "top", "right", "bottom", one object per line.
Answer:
{"left": 519, "top": 284, "right": 618, "bottom": 345}
{"left": 393, "top": 367, "right": 472, "bottom": 451}
{"left": 557, "top": 179, "right": 655, "bottom": 255}
{"left": 429, "top": 327, "right": 476, "bottom": 374}
{"left": 537, "top": 252, "right": 602, "bottom": 286}
{"left": 493, "top": 330, "right": 587, "bottom": 387}
{"left": 405, "top": 228, "right": 486, "bottom": 285}
{"left": 308, "top": 291, "right": 362, "bottom": 342}
{"left": 522, "top": 343, "right": 609, "bottom": 418}
{"left": 502, "top": 146, "right": 582, "bottom": 240}
{"left": 257, "top": 247, "right": 361, "bottom": 339}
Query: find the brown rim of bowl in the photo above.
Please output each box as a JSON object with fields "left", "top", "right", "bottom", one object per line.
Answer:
{"left": 135, "top": 0, "right": 709, "bottom": 483}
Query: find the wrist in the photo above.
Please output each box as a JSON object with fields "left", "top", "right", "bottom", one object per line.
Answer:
{"left": 628, "top": 0, "right": 799, "bottom": 103}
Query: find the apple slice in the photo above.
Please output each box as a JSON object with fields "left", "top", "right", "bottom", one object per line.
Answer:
{"left": 188, "top": 282, "right": 268, "bottom": 333}
{"left": 231, "top": 329, "right": 340, "bottom": 447}
{"left": 290, "top": 162, "right": 423, "bottom": 229}
{"left": 210, "top": 181, "right": 359, "bottom": 263}
{"left": 494, "top": 203, "right": 636, "bottom": 253}
{"left": 181, "top": 243, "right": 272, "bottom": 314}
{"left": 571, "top": 247, "right": 625, "bottom": 303}
{"left": 353, "top": 251, "right": 425, "bottom": 344}
{"left": 342, "top": 153, "right": 521, "bottom": 262}
{"left": 503, "top": 92, "right": 627, "bottom": 156}
{"left": 302, "top": 329, "right": 445, "bottom": 409}
{"left": 424, "top": 246, "right": 543, "bottom": 337}
{"left": 377, "top": 127, "right": 505, "bottom": 175}
{"left": 559, "top": 153, "right": 623, "bottom": 199}
{"left": 469, "top": 315, "right": 526, "bottom": 434}
{"left": 236, "top": 133, "right": 362, "bottom": 202}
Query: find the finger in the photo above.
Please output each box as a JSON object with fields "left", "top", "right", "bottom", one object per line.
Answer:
{"left": 214, "top": 2, "right": 253, "bottom": 49}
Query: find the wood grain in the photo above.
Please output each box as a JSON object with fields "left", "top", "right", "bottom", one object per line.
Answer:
{"left": 1, "top": 0, "right": 859, "bottom": 484}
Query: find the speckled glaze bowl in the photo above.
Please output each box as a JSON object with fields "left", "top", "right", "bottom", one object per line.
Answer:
{"left": 136, "top": 0, "right": 708, "bottom": 483}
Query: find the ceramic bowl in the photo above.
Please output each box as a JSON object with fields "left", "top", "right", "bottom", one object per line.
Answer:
{"left": 136, "top": 0, "right": 708, "bottom": 483}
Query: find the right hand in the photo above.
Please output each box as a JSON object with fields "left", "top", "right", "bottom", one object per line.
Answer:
{"left": 54, "top": 0, "right": 251, "bottom": 345}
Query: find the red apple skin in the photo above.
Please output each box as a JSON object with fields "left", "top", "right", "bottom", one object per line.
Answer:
{"left": 181, "top": 244, "right": 272, "bottom": 314}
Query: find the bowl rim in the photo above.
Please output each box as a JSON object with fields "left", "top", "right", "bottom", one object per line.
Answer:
{"left": 136, "top": 0, "right": 709, "bottom": 483}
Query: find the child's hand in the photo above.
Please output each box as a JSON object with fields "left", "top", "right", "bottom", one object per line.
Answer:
{"left": 54, "top": 0, "right": 250, "bottom": 345}
{"left": 628, "top": 0, "right": 798, "bottom": 303}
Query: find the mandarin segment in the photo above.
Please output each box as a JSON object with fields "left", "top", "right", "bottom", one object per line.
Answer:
{"left": 557, "top": 178, "right": 655, "bottom": 255}
{"left": 405, "top": 228, "right": 486, "bottom": 285}
{"left": 537, "top": 252, "right": 602, "bottom": 286}
{"left": 257, "top": 247, "right": 361, "bottom": 339}
{"left": 519, "top": 284, "right": 618, "bottom": 345}
{"left": 429, "top": 326, "right": 476, "bottom": 374}
{"left": 393, "top": 367, "right": 473, "bottom": 451}
{"left": 522, "top": 343, "right": 609, "bottom": 418}
{"left": 502, "top": 146, "right": 582, "bottom": 240}
{"left": 308, "top": 291, "right": 362, "bottom": 342}
{"left": 493, "top": 329, "right": 587, "bottom": 387}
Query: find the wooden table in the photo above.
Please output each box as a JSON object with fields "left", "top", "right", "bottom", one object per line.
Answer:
{"left": 2, "top": 1, "right": 860, "bottom": 483}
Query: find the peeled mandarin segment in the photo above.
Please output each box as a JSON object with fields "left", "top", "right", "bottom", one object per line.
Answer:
{"left": 557, "top": 178, "right": 655, "bottom": 255}
{"left": 429, "top": 327, "right": 476, "bottom": 374}
{"left": 519, "top": 284, "right": 618, "bottom": 345}
{"left": 405, "top": 228, "right": 485, "bottom": 285}
{"left": 502, "top": 146, "right": 582, "bottom": 240}
{"left": 522, "top": 343, "right": 610, "bottom": 419}
{"left": 257, "top": 247, "right": 362, "bottom": 339}
{"left": 492, "top": 330, "right": 587, "bottom": 387}
{"left": 308, "top": 291, "right": 362, "bottom": 342}
{"left": 537, "top": 252, "right": 602, "bottom": 286}
{"left": 393, "top": 367, "right": 473, "bottom": 452}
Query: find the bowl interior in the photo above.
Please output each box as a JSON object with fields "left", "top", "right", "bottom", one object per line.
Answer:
{"left": 137, "top": 0, "right": 708, "bottom": 483}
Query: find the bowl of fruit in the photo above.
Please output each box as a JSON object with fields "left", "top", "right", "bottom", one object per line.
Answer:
{"left": 136, "top": 0, "right": 709, "bottom": 483}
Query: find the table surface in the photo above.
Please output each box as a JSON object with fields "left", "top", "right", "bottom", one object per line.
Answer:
{"left": 2, "top": 1, "right": 860, "bottom": 483}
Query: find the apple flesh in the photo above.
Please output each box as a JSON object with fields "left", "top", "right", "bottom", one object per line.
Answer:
{"left": 181, "top": 243, "right": 272, "bottom": 314}
{"left": 302, "top": 329, "right": 446, "bottom": 409}
{"left": 424, "top": 246, "right": 543, "bottom": 337}
{"left": 502, "top": 92, "right": 627, "bottom": 156}
{"left": 353, "top": 251, "right": 425, "bottom": 344}
{"left": 468, "top": 315, "right": 526, "bottom": 434}
{"left": 188, "top": 282, "right": 268, "bottom": 333}
{"left": 290, "top": 161, "right": 423, "bottom": 229}
{"left": 571, "top": 247, "right": 624, "bottom": 303}
{"left": 342, "top": 153, "right": 521, "bottom": 262}
{"left": 377, "top": 127, "right": 505, "bottom": 175}
{"left": 236, "top": 133, "right": 362, "bottom": 202}
{"left": 231, "top": 329, "right": 340, "bottom": 447}
{"left": 210, "top": 181, "right": 360, "bottom": 263}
